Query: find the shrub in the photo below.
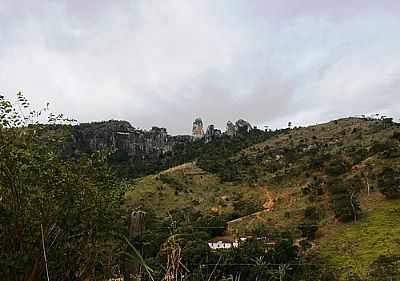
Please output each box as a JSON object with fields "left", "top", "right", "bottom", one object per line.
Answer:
{"left": 368, "top": 255, "right": 400, "bottom": 281}
{"left": 232, "top": 197, "right": 263, "bottom": 218}
{"left": 331, "top": 192, "right": 361, "bottom": 222}
{"left": 159, "top": 174, "right": 186, "bottom": 192}
{"left": 346, "top": 272, "right": 363, "bottom": 281}
{"left": 304, "top": 206, "right": 320, "bottom": 221}
{"left": 325, "top": 158, "right": 352, "bottom": 177}
{"left": 392, "top": 131, "right": 400, "bottom": 141}
{"left": 298, "top": 223, "right": 318, "bottom": 240}
{"left": 302, "top": 177, "right": 324, "bottom": 200}
{"left": 369, "top": 140, "right": 400, "bottom": 158}
{"left": 327, "top": 179, "right": 361, "bottom": 222}
{"left": 309, "top": 153, "right": 331, "bottom": 170}
{"left": 299, "top": 239, "right": 312, "bottom": 251}
{"left": 377, "top": 167, "right": 400, "bottom": 199}
{"left": 350, "top": 147, "right": 368, "bottom": 165}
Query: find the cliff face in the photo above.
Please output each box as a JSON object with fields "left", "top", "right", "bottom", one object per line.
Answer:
{"left": 64, "top": 118, "right": 254, "bottom": 158}
{"left": 64, "top": 120, "right": 192, "bottom": 158}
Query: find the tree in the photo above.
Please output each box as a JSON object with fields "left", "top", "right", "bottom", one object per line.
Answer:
{"left": 377, "top": 167, "right": 400, "bottom": 199}
{"left": 325, "top": 157, "right": 352, "bottom": 177}
{"left": 0, "top": 94, "right": 127, "bottom": 280}
{"left": 328, "top": 179, "right": 361, "bottom": 222}
{"left": 232, "top": 197, "right": 263, "bottom": 219}
{"left": 298, "top": 223, "right": 318, "bottom": 240}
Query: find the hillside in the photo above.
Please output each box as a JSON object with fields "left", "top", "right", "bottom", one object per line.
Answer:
{"left": 125, "top": 117, "right": 400, "bottom": 279}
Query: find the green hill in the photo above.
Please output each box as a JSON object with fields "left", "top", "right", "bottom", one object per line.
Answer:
{"left": 124, "top": 117, "right": 400, "bottom": 279}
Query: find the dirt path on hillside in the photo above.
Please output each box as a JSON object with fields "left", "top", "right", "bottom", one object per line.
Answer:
{"left": 262, "top": 186, "right": 275, "bottom": 211}
{"left": 227, "top": 185, "right": 303, "bottom": 228}
{"left": 228, "top": 186, "right": 275, "bottom": 226}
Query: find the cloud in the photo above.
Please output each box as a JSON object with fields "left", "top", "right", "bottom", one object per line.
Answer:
{"left": 1, "top": 0, "right": 400, "bottom": 134}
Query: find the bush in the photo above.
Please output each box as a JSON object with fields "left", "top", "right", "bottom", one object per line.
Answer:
{"left": 309, "top": 153, "right": 331, "bottom": 170}
{"left": 377, "top": 167, "right": 400, "bottom": 199}
{"left": 327, "top": 179, "right": 361, "bottom": 222}
{"left": 159, "top": 174, "right": 186, "bottom": 193}
{"left": 195, "top": 215, "right": 227, "bottom": 237}
{"left": 232, "top": 197, "right": 263, "bottom": 218}
{"left": 302, "top": 177, "right": 324, "bottom": 199}
{"left": 331, "top": 192, "right": 361, "bottom": 222}
{"left": 369, "top": 140, "right": 400, "bottom": 158}
{"left": 325, "top": 158, "right": 352, "bottom": 177}
{"left": 298, "top": 223, "right": 319, "bottom": 240}
{"left": 350, "top": 147, "right": 368, "bottom": 165}
{"left": 368, "top": 255, "right": 400, "bottom": 281}
{"left": 304, "top": 206, "right": 320, "bottom": 221}
{"left": 346, "top": 272, "right": 363, "bottom": 281}
{"left": 392, "top": 131, "right": 400, "bottom": 141}
{"left": 246, "top": 224, "right": 277, "bottom": 238}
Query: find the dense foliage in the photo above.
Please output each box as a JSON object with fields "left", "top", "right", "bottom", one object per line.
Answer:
{"left": 0, "top": 94, "right": 127, "bottom": 280}
{"left": 377, "top": 167, "right": 400, "bottom": 199}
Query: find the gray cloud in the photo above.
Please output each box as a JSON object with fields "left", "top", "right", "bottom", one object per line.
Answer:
{"left": 1, "top": 0, "right": 400, "bottom": 134}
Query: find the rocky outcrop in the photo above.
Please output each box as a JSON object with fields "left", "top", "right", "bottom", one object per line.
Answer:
{"left": 226, "top": 121, "right": 236, "bottom": 137}
{"left": 226, "top": 119, "right": 253, "bottom": 136}
{"left": 62, "top": 118, "right": 253, "bottom": 161}
{"left": 64, "top": 120, "right": 192, "bottom": 158}
{"left": 236, "top": 119, "right": 253, "bottom": 133}
{"left": 205, "top": 124, "right": 222, "bottom": 143}
{"left": 192, "top": 118, "right": 205, "bottom": 139}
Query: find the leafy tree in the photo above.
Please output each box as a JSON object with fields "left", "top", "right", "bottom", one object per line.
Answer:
{"left": 325, "top": 157, "right": 352, "bottom": 177}
{"left": 369, "top": 140, "right": 400, "bottom": 159}
{"left": 303, "top": 206, "right": 320, "bottom": 221}
{"left": 232, "top": 197, "right": 263, "bottom": 219}
{"left": 349, "top": 147, "right": 368, "bottom": 165}
{"left": 0, "top": 94, "right": 127, "bottom": 280}
{"left": 297, "top": 223, "right": 318, "bottom": 240}
{"left": 309, "top": 153, "right": 331, "bottom": 171}
{"left": 327, "top": 179, "right": 361, "bottom": 222}
{"left": 302, "top": 177, "right": 324, "bottom": 200}
{"left": 377, "top": 167, "right": 400, "bottom": 199}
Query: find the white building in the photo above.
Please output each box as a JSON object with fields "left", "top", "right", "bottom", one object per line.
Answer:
{"left": 208, "top": 240, "right": 239, "bottom": 250}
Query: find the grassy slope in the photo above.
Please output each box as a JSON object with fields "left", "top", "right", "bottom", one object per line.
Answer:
{"left": 318, "top": 193, "right": 400, "bottom": 277}
{"left": 124, "top": 162, "right": 268, "bottom": 217}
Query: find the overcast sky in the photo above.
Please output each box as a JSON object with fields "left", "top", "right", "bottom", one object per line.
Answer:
{"left": 1, "top": 0, "right": 400, "bottom": 134}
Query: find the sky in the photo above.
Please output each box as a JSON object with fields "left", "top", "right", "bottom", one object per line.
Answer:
{"left": 1, "top": 0, "right": 400, "bottom": 135}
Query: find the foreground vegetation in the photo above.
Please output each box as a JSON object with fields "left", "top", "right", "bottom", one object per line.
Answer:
{"left": 0, "top": 94, "right": 130, "bottom": 280}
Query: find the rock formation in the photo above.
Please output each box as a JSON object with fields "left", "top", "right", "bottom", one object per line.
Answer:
{"left": 62, "top": 120, "right": 192, "bottom": 159}
{"left": 225, "top": 119, "right": 253, "bottom": 136}
{"left": 235, "top": 119, "right": 253, "bottom": 133}
{"left": 58, "top": 118, "right": 253, "bottom": 165}
{"left": 226, "top": 121, "right": 236, "bottom": 136}
{"left": 205, "top": 124, "right": 222, "bottom": 143}
{"left": 192, "top": 118, "right": 205, "bottom": 139}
